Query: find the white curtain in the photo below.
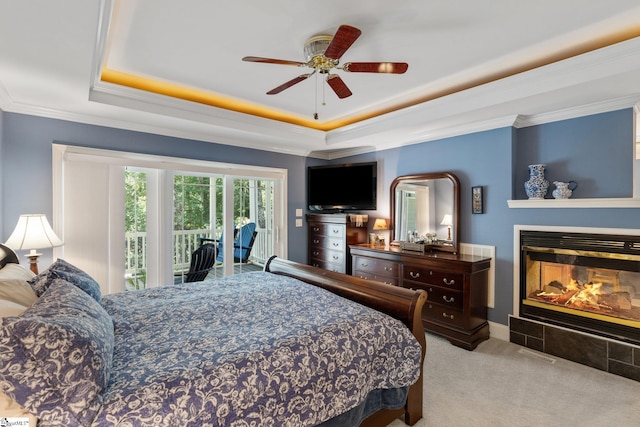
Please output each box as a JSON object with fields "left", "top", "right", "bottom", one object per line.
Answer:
{"left": 61, "top": 157, "right": 126, "bottom": 294}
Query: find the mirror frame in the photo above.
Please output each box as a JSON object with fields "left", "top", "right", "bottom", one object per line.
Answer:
{"left": 390, "top": 171, "right": 461, "bottom": 254}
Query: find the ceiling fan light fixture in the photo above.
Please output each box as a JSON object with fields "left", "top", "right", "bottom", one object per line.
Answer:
{"left": 303, "top": 35, "right": 333, "bottom": 63}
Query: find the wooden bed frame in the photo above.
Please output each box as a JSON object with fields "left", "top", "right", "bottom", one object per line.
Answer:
{"left": 264, "top": 256, "right": 427, "bottom": 426}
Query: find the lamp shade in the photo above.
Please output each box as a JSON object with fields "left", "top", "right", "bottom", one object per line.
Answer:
{"left": 440, "top": 214, "right": 453, "bottom": 227}
{"left": 5, "top": 214, "right": 63, "bottom": 251}
{"left": 372, "top": 218, "right": 389, "bottom": 230}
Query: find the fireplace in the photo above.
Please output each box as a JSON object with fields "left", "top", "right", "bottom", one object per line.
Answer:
{"left": 520, "top": 229, "right": 640, "bottom": 344}
{"left": 510, "top": 226, "right": 640, "bottom": 381}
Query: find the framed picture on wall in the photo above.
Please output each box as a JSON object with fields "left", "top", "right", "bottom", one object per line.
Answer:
{"left": 472, "top": 186, "right": 484, "bottom": 214}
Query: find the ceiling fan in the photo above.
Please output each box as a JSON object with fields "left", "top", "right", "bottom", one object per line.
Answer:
{"left": 242, "top": 25, "right": 408, "bottom": 105}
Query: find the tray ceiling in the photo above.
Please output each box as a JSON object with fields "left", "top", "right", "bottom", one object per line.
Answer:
{"left": 1, "top": 0, "right": 640, "bottom": 158}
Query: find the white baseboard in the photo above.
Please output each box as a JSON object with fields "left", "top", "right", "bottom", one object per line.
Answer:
{"left": 489, "top": 321, "right": 510, "bottom": 341}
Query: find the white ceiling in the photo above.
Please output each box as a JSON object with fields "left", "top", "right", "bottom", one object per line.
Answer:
{"left": 1, "top": 0, "right": 640, "bottom": 159}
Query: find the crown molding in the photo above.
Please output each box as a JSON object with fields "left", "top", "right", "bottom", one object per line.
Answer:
{"left": 514, "top": 94, "right": 640, "bottom": 128}
{"left": 0, "top": 79, "right": 14, "bottom": 110}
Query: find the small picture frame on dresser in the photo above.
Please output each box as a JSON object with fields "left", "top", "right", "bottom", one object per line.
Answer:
{"left": 472, "top": 186, "right": 484, "bottom": 214}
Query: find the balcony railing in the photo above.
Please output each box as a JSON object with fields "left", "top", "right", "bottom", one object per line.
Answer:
{"left": 125, "top": 227, "right": 271, "bottom": 276}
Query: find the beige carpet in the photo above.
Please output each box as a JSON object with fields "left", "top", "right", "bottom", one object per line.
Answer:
{"left": 389, "top": 333, "right": 640, "bottom": 427}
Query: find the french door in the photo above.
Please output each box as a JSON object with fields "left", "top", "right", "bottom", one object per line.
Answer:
{"left": 54, "top": 145, "right": 286, "bottom": 294}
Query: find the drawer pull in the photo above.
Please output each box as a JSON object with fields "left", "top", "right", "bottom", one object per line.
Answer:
{"left": 313, "top": 227, "right": 320, "bottom": 232}
{"left": 442, "top": 312, "right": 454, "bottom": 320}
{"left": 332, "top": 255, "right": 339, "bottom": 260}
{"left": 313, "top": 239, "right": 320, "bottom": 244}
{"left": 312, "top": 251, "right": 319, "bottom": 256}
{"left": 359, "top": 275, "right": 368, "bottom": 279}
{"left": 409, "top": 271, "right": 420, "bottom": 279}
{"left": 360, "top": 262, "right": 369, "bottom": 267}
{"left": 443, "top": 278, "right": 455, "bottom": 286}
{"left": 332, "top": 229, "right": 340, "bottom": 234}
{"left": 384, "top": 281, "right": 393, "bottom": 285}
{"left": 429, "top": 287, "right": 433, "bottom": 292}
{"left": 384, "top": 266, "right": 393, "bottom": 272}
{"left": 332, "top": 242, "right": 340, "bottom": 247}
{"left": 443, "top": 295, "right": 455, "bottom": 303}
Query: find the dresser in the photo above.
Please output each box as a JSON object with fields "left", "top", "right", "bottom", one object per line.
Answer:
{"left": 307, "top": 213, "right": 368, "bottom": 274}
{"left": 350, "top": 244, "right": 491, "bottom": 350}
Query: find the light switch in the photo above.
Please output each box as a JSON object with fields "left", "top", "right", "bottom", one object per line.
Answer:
{"left": 295, "top": 218, "right": 303, "bottom": 227}
{"left": 295, "top": 208, "right": 303, "bottom": 217}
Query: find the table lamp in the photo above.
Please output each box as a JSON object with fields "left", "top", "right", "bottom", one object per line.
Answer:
{"left": 440, "top": 214, "right": 453, "bottom": 241}
{"left": 372, "top": 218, "right": 389, "bottom": 246}
{"left": 5, "top": 214, "right": 64, "bottom": 274}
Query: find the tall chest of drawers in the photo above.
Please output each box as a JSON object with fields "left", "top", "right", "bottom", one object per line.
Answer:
{"left": 351, "top": 244, "right": 491, "bottom": 350}
{"left": 307, "top": 213, "right": 368, "bottom": 274}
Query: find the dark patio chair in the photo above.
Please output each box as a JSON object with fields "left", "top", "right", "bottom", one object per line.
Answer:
{"left": 184, "top": 242, "right": 217, "bottom": 283}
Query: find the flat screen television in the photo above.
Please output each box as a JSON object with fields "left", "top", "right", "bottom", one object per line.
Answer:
{"left": 307, "top": 161, "right": 377, "bottom": 212}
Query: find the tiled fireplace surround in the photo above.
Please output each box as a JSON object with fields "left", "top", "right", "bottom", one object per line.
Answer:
{"left": 509, "top": 225, "right": 640, "bottom": 382}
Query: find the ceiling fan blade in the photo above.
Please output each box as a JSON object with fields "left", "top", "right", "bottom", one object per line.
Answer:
{"left": 342, "top": 62, "right": 409, "bottom": 74}
{"left": 242, "top": 56, "right": 306, "bottom": 67}
{"left": 323, "top": 25, "right": 362, "bottom": 61}
{"left": 266, "top": 74, "right": 311, "bottom": 95}
{"left": 326, "top": 74, "right": 352, "bottom": 99}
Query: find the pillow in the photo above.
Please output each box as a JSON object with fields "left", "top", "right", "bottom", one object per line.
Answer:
{"left": 0, "top": 300, "right": 28, "bottom": 329}
{"left": 0, "top": 244, "right": 19, "bottom": 269}
{"left": 0, "top": 279, "right": 114, "bottom": 425}
{"left": 0, "top": 264, "right": 38, "bottom": 307}
{"left": 29, "top": 259, "right": 101, "bottom": 303}
{"left": 0, "top": 299, "right": 27, "bottom": 320}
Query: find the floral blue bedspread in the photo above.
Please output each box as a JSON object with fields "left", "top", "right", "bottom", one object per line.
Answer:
{"left": 95, "top": 271, "right": 422, "bottom": 426}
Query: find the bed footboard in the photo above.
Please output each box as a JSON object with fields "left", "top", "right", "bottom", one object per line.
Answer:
{"left": 264, "top": 256, "right": 427, "bottom": 426}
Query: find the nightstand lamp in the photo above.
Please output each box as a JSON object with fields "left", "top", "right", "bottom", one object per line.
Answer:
{"left": 372, "top": 218, "right": 389, "bottom": 246}
{"left": 441, "top": 214, "right": 453, "bottom": 241}
{"left": 5, "top": 214, "right": 63, "bottom": 274}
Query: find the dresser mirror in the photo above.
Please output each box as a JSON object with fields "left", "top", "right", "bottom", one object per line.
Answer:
{"left": 390, "top": 172, "right": 460, "bottom": 253}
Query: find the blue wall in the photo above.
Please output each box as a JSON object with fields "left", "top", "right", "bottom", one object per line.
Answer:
{"left": 515, "top": 110, "right": 633, "bottom": 199}
{"left": 0, "top": 113, "right": 309, "bottom": 267}
{"left": 1, "top": 108, "right": 638, "bottom": 326}
{"left": 342, "top": 108, "right": 637, "bottom": 325}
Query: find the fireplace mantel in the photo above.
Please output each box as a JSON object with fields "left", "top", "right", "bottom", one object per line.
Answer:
{"left": 507, "top": 198, "right": 640, "bottom": 208}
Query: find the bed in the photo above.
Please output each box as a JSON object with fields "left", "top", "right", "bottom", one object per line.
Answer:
{"left": 0, "top": 244, "right": 426, "bottom": 427}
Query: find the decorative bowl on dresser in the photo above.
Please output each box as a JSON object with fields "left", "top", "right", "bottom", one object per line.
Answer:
{"left": 351, "top": 244, "right": 491, "bottom": 350}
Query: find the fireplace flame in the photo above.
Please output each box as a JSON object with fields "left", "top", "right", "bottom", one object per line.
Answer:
{"left": 565, "top": 281, "right": 603, "bottom": 307}
{"left": 532, "top": 277, "right": 632, "bottom": 314}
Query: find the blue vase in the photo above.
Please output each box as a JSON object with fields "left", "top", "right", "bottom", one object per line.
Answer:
{"left": 524, "top": 164, "right": 549, "bottom": 199}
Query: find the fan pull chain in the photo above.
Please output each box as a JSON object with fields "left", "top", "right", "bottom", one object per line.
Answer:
{"left": 313, "top": 72, "right": 319, "bottom": 120}
{"left": 322, "top": 76, "right": 326, "bottom": 106}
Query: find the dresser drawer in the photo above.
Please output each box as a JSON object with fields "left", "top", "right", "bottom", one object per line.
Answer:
{"left": 403, "top": 265, "right": 463, "bottom": 291}
{"left": 310, "top": 247, "right": 344, "bottom": 265}
{"left": 309, "top": 223, "right": 345, "bottom": 238}
{"left": 309, "top": 258, "right": 345, "bottom": 274}
{"left": 352, "top": 256, "right": 399, "bottom": 277}
{"left": 353, "top": 270, "right": 399, "bottom": 287}
{"left": 424, "top": 303, "right": 465, "bottom": 328}
{"left": 309, "top": 236, "right": 345, "bottom": 251}
{"left": 419, "top": 286, "right": 462, "bottom": 310}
